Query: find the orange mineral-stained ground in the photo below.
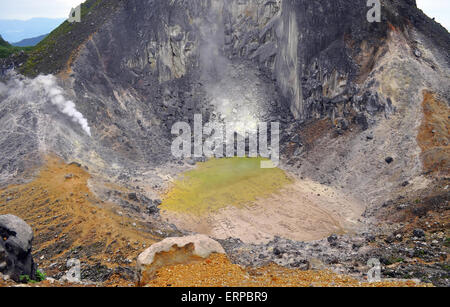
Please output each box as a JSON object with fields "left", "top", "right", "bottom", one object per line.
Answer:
{"left": 0, "top": 156, "right": 432, "bottom": 287}
{"left": 0, "top": 155, "right": 157, "bottom": 282}
{"left": 417, "top": 90, "right": 450, "bottom": 176}
{"left": 143, "top": 254, "right": 429, "bottom": 288}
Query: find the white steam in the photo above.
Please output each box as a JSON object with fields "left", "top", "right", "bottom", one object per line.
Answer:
{"left": 0, "top": 74, "right": 92, "bottom": 136}
{"left": 34, "top": 75, "right": 91, "bottom": 136}
{"left": 198, "top": 4, "right": 265, "bottom": 136}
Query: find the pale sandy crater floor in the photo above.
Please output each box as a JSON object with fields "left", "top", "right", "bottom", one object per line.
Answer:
{"left": 161, "top": 177, "right": 364, "bottom": 244}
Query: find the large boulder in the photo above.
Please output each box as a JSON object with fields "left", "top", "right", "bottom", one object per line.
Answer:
{"left": 0, "top": 214, "right": 36, "bottom": 282}
{"left": 137, "top": 235, "right": 225, "bottom": 285}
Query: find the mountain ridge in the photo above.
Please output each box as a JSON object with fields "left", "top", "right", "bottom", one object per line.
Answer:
{"left": 0, "top": 17, "right": 65, "bottom": 43}
{"left": 12, "top": 34, "right": 48, "bottom": 47}
{"left": 0, "top": 0, "right": 448, "bottom": 287}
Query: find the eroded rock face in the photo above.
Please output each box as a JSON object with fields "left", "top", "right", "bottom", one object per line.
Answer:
{"left": 67, "top": 0, "right": 445, "bottom": 169}
{"left": 0, "top": 0, "right": 448, "bottom": 223}
{"left": 0, "top": 214, "right": 35, "bottom": 282}
{"left": 137, "top": 235, "right": 225, "bottom": 284}
{"left": 1, "top": 0, "right": 448, "bottom": 187}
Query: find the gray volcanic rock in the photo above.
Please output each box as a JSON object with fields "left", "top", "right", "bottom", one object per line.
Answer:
{"left": 0, "top": 0, "right": 447, "bottom": 204}
{"left": 0, "top": 0, "right": 447, "bottom": 189}
{"left": 0, "top": 0, "right": 446, "bottom": 230}
{"left": 0, "top": 0, "right": 448, "bottom": 287}
{"left": 0, "top": 214, "right": 36, "bottom": 282}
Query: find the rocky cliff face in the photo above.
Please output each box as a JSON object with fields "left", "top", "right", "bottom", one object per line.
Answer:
{"left": 0, "top": 0, "right": 449, "bottom": 287}
{"left": 68, "top": 0, "right": 449, "bottom": 124}
{"left": 0, "top": 0, "right": 448, "bottom": 196}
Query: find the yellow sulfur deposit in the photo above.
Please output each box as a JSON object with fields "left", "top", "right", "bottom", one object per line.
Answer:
{"left": 161, "top": 157, "right": 293, "bottom": 215}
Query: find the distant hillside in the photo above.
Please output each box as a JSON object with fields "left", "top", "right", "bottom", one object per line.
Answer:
{"left": 0, "top": 35, "right": 9, "bottom": 47}
{"left": 12, "top": 34, "right": 48, "bottom": 47}
{"left": 20, "top": 0, "right": 123, "bottom": 76}
{"left": 0, "top": 18, "right": 64, "bottom": 43}
{"left": 0, "top": 34, "right": 32, "bottom": 58}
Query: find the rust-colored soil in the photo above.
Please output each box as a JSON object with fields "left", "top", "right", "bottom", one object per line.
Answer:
{"left": 377, "top": 177, "right": 449, "bottom": 247}
{"left": 0, "top": 155, "right": 435, "bottom": 287}
{"left": 59, "top": 33, "right": 95, "bottom": 79}
{"left": 0, "top": 155, "right": 156, "bottom": 280}
{"left": 0, "top": 253, "right": 430, "bottom": 288}
{"left": 144, "top": 254, "right": 429, "bottom": 287}
{"left": 285, "top": 119, "right": 332, "bottom": 158}
{"left": 299, "top": 119, "right": 332, "bottom": 149}
{"left": 417, "top": 90, "right": 450, "bottom": 175}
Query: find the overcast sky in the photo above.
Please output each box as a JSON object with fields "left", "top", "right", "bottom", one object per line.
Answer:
{"left": 416, "top": 0, "right": 450, "bottom": 30}
{"left": 0, "top": 0, "right": 448, "bottom": 30}
{"left": 0, "top": 0, "right": 84, "bottom": 20}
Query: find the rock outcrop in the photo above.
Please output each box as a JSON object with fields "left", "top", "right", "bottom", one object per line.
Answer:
{"left": 0, "top": 0, "right": 448, "bottom": 287}
{"left": 137, "top": 235, "right": 225, "bottom": 285}
{"left": 0, "top": 214, "right": 36, "bottom": 282}
{"left": 0, "top": 0, "right": 448, "bottom": 190}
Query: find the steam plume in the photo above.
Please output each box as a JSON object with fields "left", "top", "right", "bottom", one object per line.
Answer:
{"left": 0, "top": 74, "right": 92, "bottom": 136}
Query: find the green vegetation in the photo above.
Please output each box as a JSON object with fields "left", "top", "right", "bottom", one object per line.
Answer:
{"left": 23, "top": 0, "right": 104, "bottom": 71}
{"left": 0, "top": 35, "right": 9, "bottom": 47}
{"left": 0, "top": 35, "right": 32, "bottom": 58}
{"left": 21, "top": 20, "right": 76, "bottom": 75}
{"left": 19, "top": 275, "right": 35, "bottom": 284}
{"left": 445, "top": 237, "right": 450, "bottom": 248}
{"left": 20, "top": 0, "right": 123, "bottom": 76}
{"left": 19, "top": 269, "right": 46, "bottom": 284}
{"left": 387, "top": 257, "right": 405, "bottom": 265}
{"left": 414, "top": 249, "right": 426, "bottom": 257}
{"left": 161, "top": 158, "right": 293, "bottom": 216}
{"left": 35, "top": 269, "right": 47, "bottom": 282}
{"left": 0, "top": 0, "right": 123, "bottom": 75}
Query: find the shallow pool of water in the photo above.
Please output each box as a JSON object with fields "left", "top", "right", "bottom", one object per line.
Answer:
{"left": 161, "top": 157, "right": 292, "bottom": 215}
